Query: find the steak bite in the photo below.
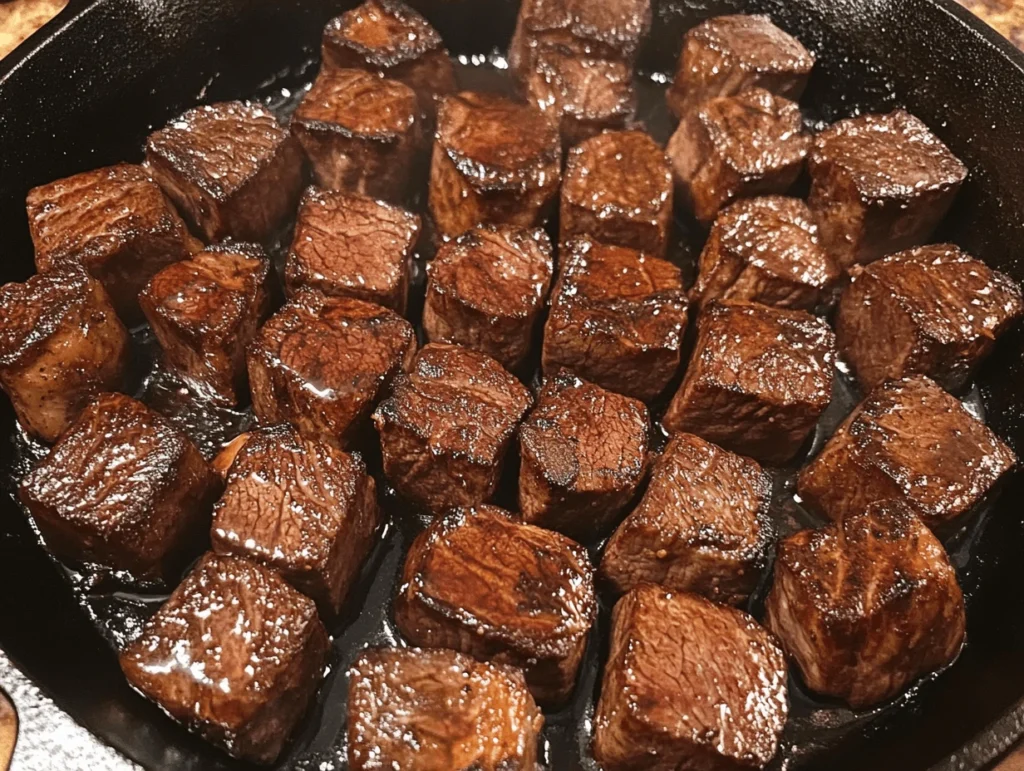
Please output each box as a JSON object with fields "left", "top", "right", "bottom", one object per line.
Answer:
{"left": 140, "top": 243, "right": 271, "bottom": 405}
{"left": 808, "top": 109, "right": 968, "bottom": 269}
{"left": 120, "top": 553, "right": 330, "bottom": 764}
{"left": 429, "top": 92, "right": 561, "bottom": 241}
{"left": 542, "top": 237, "right": 689, "bottom": 403}
{"left": 691, "top": 196, "right": 839, "bottom": 311}
{"left": 836, "top": 244, "right": 1024, "bottom": 393}
{"left": 284, "top": 188, "right": 421, "bottom": 313}
{"left": 667, "top": 14, "right": 815, "bottom": 119}
{"left": 291, "top": 68, "right": 422, "bottom": 202}
{"left": 394, "top": 505, "right": 597, "bottom": 704}
{"left": 518, "top": 371, "right": 650, "bottom": 541}
{"left": 373, "top": 343, "right": 532, "bottom": 514}
{"left": 422, "top": 225, "right": 553, "bottom": 370}
{"left": 211, "top": 425, "right": 379, "bottom": 615}
{"left": 348, "top": 647, "right": 544, "bottom": 771}
{"left": 766, "top": 501, "right": 965, "bottom": 709}
{"left": 146, "top": 101, "right": 304, "bottom": 242}
{"left": 27, "top": 163, "right": 198, "bottom": 322}
{"left": 0, "top": 269, "right": 128, "bottom": 442}
{"left": 509, "top": 0, "right": 652, "bottom": 74}
{"left": 664, "top": 300, "right": 835, "bottom": 465}
{"left": 321, "top": 0, "right": 456, "bottom": 119}
{"left": 520, "top": 49, "right": 637, "bottom": 146}
{"left": 798, "top": 375, "right": 1016, "bottom": 529}
{"left": 593, "top": 585, "right": 788, "bottom": 771}
{"left": 247, "top": 290, "right": 416, "bottom": 447}
{"left": 19, "top": 393, "right": 217, "bottom": 580}
{"left": 560, "top": 130, "right": 673, "bottom": 258}
{"left": 667, "top": 87, "right": 809, "bottom": 224}
{"left": 601, "top": 433, "right": 771, "bottom": 605}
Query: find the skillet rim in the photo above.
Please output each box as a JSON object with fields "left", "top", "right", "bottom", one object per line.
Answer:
{"left": 1, "top": 0, "right": 1024, "bottom": 769}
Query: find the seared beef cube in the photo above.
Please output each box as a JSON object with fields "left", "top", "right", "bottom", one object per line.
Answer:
{"left": 211, "top": 425, "right": 378, "bottom": 615}
{"left": 561, "top": 130, "right": 673, "bottom": 258}
{"left": 322, "top": 0, "right": 456, "bottom": 119}
{"left": 667, "top": 88, "right": 809, "bottom": 224}
{"left": 0, "top": 269, "right": 128, "bottom": 442}
{"left": 766, "top": 500, "right": 965, "bottom": 708}
{"left": 247, "top": 290, "right": 416, "bottom": 447}
{"left": 594, "top": 585, "right": 787, "bottom": 771}
{"left": 394, "top": 505, "right": 596, "bottom": 704}
{"left": 140, "top": 243, "right": 270, "bottom": 405}
{"left": 291, "top": 68, "right": 421, "bottom": 202}
{"left": 667, "top": 14, "right": 815, "bottom": 119}
{"left": 601, "top": 433, "right": 771, "bottom": 605}
{"left": 509, "top": 0, "right": 652, "bottom": 74}
{"left": 542, "top": 237, "right": 689, "bottom": 403}
{"left": 798, "top": 375, "right": 1016, "bottom": 529}
{"left": 422, "top": 226, "right": 553, "bottom": 370}
{"left": 837, "top": 244, "right": 1024, "bottom": 393}
{"left": 373, "top": 343, "right": 532, "bottom": 513}
{"left": 429, "top": 92, "right": 561, "bottom": 241}
{"left": 120, "top": 553, "right": 329, "bottom": 764}
{"left": 519, "top": 371, "right": 649, "bottom": 541}
{"left": 665, "top": 301, "right": 834, "bottom": 464}
{"left": 19, "top": 393, "right": 217, "bottom": 579}
{"left": 808, "top": 109, "right": 968, "bottom": 269}
{"left": 285, "top": 188, "right": 421, "bottom": 313}
{"left": 27, "top": 164, "right": 198, "bottom": 322}
{"left": 520, "top": 48, "right": 636, "bottom": 146}
{"left": 348, "top": 647, "right": 543, "bottom": 770}
{"left": 146, "top": 101, "right": 304, "bottom": 242}
{"left": 691, "top": 196, "right": 839, "bottom": 311}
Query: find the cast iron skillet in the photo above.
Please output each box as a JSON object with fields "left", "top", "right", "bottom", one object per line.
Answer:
{"left": 2, "top": 0, "right": 1024, "bottom": 769}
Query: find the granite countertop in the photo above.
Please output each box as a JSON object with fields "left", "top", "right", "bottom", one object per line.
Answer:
{"left": 1, "top": 0, "right": 1023, "bottom": 770}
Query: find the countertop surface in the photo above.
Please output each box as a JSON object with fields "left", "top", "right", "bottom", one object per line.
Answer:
{"left": 1, "top": 0, "right": 1023, "bottom": 769}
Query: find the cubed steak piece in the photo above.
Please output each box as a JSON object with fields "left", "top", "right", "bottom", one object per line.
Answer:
{"left": 667, "top": 14, "right": 815, "bottom": 119}
{"left": 27, "top": 163, "right": 198, "bottom": 322}
{"left": 519, "top": 371, "right": 650, "bottom": 541}
{"left": 422, "top": 225, "right": 553, "bottom": 370}
{"left": 291, "top": 68, "right": 421, "bottom": 202}
{"left": 19, "top": 393, "right": 217, "bottom": 579}
{"left": 146, "top": 101, "right": 304, "bottom": 242}
{"left": 594, "top": 585, "right": 787, "bottom": 771}
{"left": 691, "top": 196, "right": 839, "bottom": 311}
{"left": 394, "top": 505, "right": 596, "bottom": 704}
{"left": 0, "top": 269, "right": 128, "bottom": 442}
{"left": 140, "top": 243, "right": 271, "bottom": 405}
{"left": 561, "top": 130, "right": 673, "bottom": 257}
{"left": 542, "top": 237, "right": 689, "bottom": 403}
{"left": 285, "top": 188, "right": 421, "bottom": 313}
{"left": 601, "top": 433, "right": 771, "bottom": 605}
{"left": 348, "top": 647, "right": 543, "bottom": 771}
{"left": 211, "top": 425, "right": 379, "bottom": 615}
{"left": 808, "top": 109, "right": 968, "bottom": 269}
{"left": 247, "top": 290, "right": 416, "bottom": 447}
{"left": 837, "top": 244, "right": 1024, "bottom": 393}
{"left": 509, "top": 0, "right": 652, "bottom": 74}
{"left": 766, "top": 500, "right": 965, "bottom": 708}
{"left": 667, "top": 87, "right": 809, "bottom": 224}
{"left": 322, "top": 0, "right": 456, "bottom": 119}
{"left": 373, "top": 343, "right": 532, "bottom": 514}
{"left": 798, "top": 375, "right": 1016, "bottom": 529}
{"left": 429, "top": 92, "right": 561, "bottom": 241}
{"left": 664, "top": 300, "right": 835, "bottom": 465}
{"left": 520, "top": 49, "right": 637, "bottom": 146}
{"left": 120, "top": 553, "right": 329, "bottom": 764}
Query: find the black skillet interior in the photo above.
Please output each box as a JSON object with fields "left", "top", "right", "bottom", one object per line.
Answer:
{"left": 3, "top": 0, "right": 1024, "bottom": 769}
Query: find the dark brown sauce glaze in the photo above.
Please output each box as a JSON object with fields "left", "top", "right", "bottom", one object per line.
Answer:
{"left": 0, "top": 57, "right": 1000, "bottom": 770}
